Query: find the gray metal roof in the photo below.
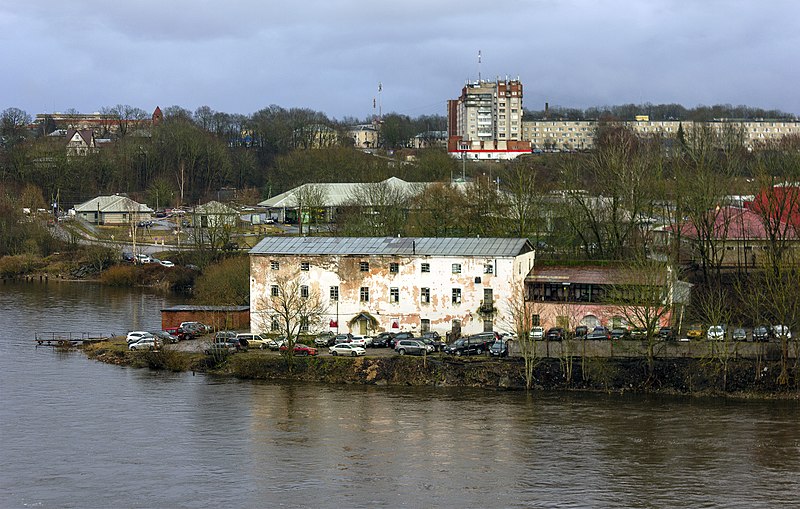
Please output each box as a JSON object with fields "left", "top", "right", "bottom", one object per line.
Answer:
{"left": 250, "top": 237, "right": 533, "bottom": 258}
{"left": 161, "top": 305, "right": 250, "bottom": 312}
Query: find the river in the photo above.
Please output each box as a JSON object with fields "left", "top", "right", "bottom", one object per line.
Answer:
{"left": 1, "top": 280, "right": 799, "bottom": 508}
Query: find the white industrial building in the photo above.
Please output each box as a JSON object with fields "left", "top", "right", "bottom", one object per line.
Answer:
{"left": 249, "top": 237, "right": 535, "bottom": 337}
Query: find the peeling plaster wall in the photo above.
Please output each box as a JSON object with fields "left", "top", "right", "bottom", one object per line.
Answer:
{"left": 250, "top": 251, "right": 533, "bottom": 336}
{"left": 529, "top": 302, "right": 674, "bottom": 331}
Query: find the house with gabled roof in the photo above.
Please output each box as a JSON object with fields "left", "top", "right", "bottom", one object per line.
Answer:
{"left": 65, "top": 129, "right": 98, "bottom": 156}
{"left": 73, "top": 195, "right": 153, "bottom": 225}
{"left": 249, "top": 236, "right": 535, "bottom": 337}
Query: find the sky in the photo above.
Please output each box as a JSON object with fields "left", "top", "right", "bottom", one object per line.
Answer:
{"left": 2, "top": 0, "right": 799, "bottom": 120}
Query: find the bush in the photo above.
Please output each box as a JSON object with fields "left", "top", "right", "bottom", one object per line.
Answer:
{"left": 101, "top": 265, "right": 138, "bottom": 286}
{"left": 0, "top": 254, "right": 40, "bottom": 277}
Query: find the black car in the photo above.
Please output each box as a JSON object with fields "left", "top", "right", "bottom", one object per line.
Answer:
{"left": 610, "top": 328, "right": 629, "bottom": 340}
{"left": 444, "top": 335, "right": 493, "bottom": 356}
{"left": 586, "top": 327, "right": 610, "bottom": 340}
{"left": 389, "top": 332, "right": 414, "bottom": 349}
{"left": 546, "top": 327, "right": 565, "bottom": 341}
{"left": 658, "top": 327, "right": 675, "bottom": 341}
{"left": 371, "top": 332, "right": 395, "bottom": 348}
{"left": 489, "top": 339, "right": 509, "bottom": 357}
{"left": 753, "top": 325, "right": 770, "bottom": 342}
{"left": 574, "top": 325, "right": 588, "bottom": 339}
{"left": 420, "top": 332, "right": 446, "bottom": 351}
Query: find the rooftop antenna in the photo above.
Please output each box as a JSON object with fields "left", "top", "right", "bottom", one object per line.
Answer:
{"left": 477, "top": 50, "right": 482, "bottom": 82}
{"left": 378, "top": 82, "right": 382, "bottom": 123}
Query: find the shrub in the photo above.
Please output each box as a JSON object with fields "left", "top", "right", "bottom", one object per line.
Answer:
{"left": 101, "top": 265, "right": 138, "bottom": 286}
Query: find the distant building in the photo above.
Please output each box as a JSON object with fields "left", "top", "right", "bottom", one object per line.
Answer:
{"left": 34, "top": 107, "right": 161, "bottom": 136}
{"left": 193, "top": 200, "right": 239, "bottom": 228}
{"left": 410, "top": 130, "right": 447, "bottom": 149}
{"left": 447, "top": 78, "right": 531, "bottom": 160}
{"left": 348, "top": 124, "right": 379, "bottom": 149}
{"left": 249, "top": 237, "right": 536, "bottom": 337}
{"left": 73, "top": 195, "right": 153, "bottom": 225}
{"left": 65, "top": 129, "right": 98, "bottom": 156}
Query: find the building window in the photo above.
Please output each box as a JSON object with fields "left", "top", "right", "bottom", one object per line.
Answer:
{"left": 360, "top": 261, "right": 369, "bottom": 272}
{"left": 421, "top": 263, "right": 430, "bottom": 273}
{"left": 421, "top": 287, "right": 430, "bottom": 304}
{"left": 390, "top": 287, "right": 399, "bottom": 303}
{"left": 360, "top": 287, "right": 369, "bottom": 302}
{"left": 300, "top": 262, "right": 310, "bottom": 271}
{"left": 532, "top": 314, "right": 540, "bottom": 326}
{"left": 389, "top": 262, "right": 399, "bottom": 274}
{"left": 421, "top": 319, "right": 430, "bottom": 333}
{"left": 271, "top": 317, "right": 280, "bottom": 332}
{"left": 452, "top": 263, "right": 461, "bottom": 274}
{"left": 270, "top": 285, "right": 279, "bottom": 297}
{"left": 484, "top": 264, "right": 493, "bottom": 274}
{"left": 330, "top": 286, "right": 339, "bottom": 301}
{"left": 300, "top": 285, "right": 309, "bottom": 298}
{"left": 452, "top": 288, "right": 462, "bottom": 304}
{"left": 300, "top": 317, "right": 309, "bottom": 333}
{"left": 270, "top": 260, "right": 279, "bottom": 270}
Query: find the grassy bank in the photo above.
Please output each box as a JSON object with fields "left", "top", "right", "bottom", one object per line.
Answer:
{"left": 80, "top": 340, "right": 800, "bottom": 398}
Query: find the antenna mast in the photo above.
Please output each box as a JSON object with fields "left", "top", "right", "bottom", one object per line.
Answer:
{"left": 478, "top": 50, "right": 482, "bottom": 82}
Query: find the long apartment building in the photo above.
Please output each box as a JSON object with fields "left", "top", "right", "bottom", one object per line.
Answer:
{"left": 447, "top": 78, "right": 531, "bottom": 160}
{"left": 522, "top": 118, "right": 800, "bottom": 152}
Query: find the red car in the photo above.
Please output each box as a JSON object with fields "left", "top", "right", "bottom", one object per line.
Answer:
{"left": 279, "top": 343, "right": 318, "bottom": 356}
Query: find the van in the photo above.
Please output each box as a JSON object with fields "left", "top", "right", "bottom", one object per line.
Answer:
{"left": 236, "top": 333, "right": 267, "bottom": 349}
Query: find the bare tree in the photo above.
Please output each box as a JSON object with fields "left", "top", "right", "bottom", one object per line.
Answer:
{"left": 607, "top": 257, "right": 677, "bottom": 379}
{"left": 504, "top": 281, "right": 539, "bottom": 390}
{"left": 292, "top": 183, "right": 328, "bottom": 236}
{"left": 693, "top": 284, "right": 735, "bottom": 390}
{"left": 256, "top": 273, "right": 328, "bottom": 371}
{"left": 338, "top": 180, "right": 415, "bottom": 236}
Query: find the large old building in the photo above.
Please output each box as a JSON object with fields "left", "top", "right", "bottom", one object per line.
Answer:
{"left": 249, "top": 237, "right": 535, "bottom": 338}
{"left": 447, "top": 78, "right": 531, "bottom": 160}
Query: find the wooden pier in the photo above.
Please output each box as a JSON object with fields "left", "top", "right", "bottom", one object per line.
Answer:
{"left": 34, "top": 332, "right": 113, "bottom": 347}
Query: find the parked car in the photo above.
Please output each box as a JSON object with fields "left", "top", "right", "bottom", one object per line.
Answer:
{"left": 658, "top": 327, "right": 675, "bottom": 341}
{"left": 329, "top": 343, "right": 366, "bottom": 356}
{"left": 545, "top": 327, "right": 565, "bottom": 341}
{"left": 267, "top": 337, "right": 288, "bottom": 351}
{"left": 586, "top": 326, "right": 611, "bottom": 340}
{"left": 349, "top": 336, "right": 368, "bottom": 348}
{"left": 213, "top": 331, "right": 248, "bottom": 352}
{"left": 444, "top": 336, "right": 491, "bottom": 356}
{"left": 420, "top": 332, "right": 446, "bottom": 351}
{"left": 610, "top": 328, "right": 629, "bottom": 340}
{"left": 388, "top": 332, "right": 415, "bottom": 349}
{"left": 334, "top": 333, "right": 354, "bottom": 345}
{"left": 732, "top": 328, "right": 748, "bottom": 342}
{"left": 129, "top": 337, "right": 158, "bottom": 350}
{"left": 395, "top": 339, "right": 433, "bottom": 356}
{"left": 126, "top": 331, "right": 153, "bottom": 344}
{"left": 236, "top": 333, "right": 267, "bottom": 349}
{"left": 531, "top": 326, "right": 544, "bottom": 340}
{"left": 574, "top": 325, "right": 588, "bottom": 339}
{"left": 122, "top": 252, "right": 135, "bottom": 263}
{"left": 159, "top": 260, "right": 175, "bottom": 268}
{"left": 707, "top": 325, "right": 726, "bottom": 341}
{"left": 752, "top": 325, "right": 770, "bottom": 342}
{"left": 152, "top": 330, "right": 179, "bottom": 344}
{"left": 370, "top": 332, "right": 395, "bottom": 348}
{"left": 164, "top": 326, "right": 192, "bottom": 341}
{"left": 314, "top": 332, "right": 336, "bottom": 347}
{"left": 686, "top": 324, "right": 705, "bottom": 340}
{"left": 135, "top": 253, "right": 152, "bottom": 264}
{"left": 772, "top": 325, "right": 793, "bottom": 340}
{"left": 279, "top": 343, "right": 318, "bottom": 356}
{"left": 489, "top": 339, "right": 510, "bottom": 357}
{"left": 180, "top": 322, "right": 209, "bottom": 336}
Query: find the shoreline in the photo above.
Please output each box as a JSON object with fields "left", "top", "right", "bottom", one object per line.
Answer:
{"left": 80, "top": 340, "right": 800, "bottom": 399}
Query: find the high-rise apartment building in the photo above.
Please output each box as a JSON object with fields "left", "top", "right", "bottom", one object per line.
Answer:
{"left": 447, "top": 78, "right": 531, "bottom": 160}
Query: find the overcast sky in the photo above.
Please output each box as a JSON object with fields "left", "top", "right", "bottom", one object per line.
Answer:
{"left": 3, "top": 0, "right": 798, "bottom": 120}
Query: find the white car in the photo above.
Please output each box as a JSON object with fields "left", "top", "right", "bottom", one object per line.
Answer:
{"left": 159, "top": 260, "right": 175, "bottom": 268}
{"left": 129, "top": 337, "right": 158, "bottom": 350}
{"left": 531, "top": 327, "right": 544, "bottom": 340}
{"left": 126, "top": 331, "right": 153, "bottom": 344}
{"left": 707, "top": 325, "right": 726, "bottom": 341}
{"left": 329, "top": 344, "right": 366, "bottom": 357}
{"left": 772, "top": 325, "right": 792, "bottom": 339}
{"left": 349, "top": 336, "right": 368, "bottom": 348}
{"left": 135, "top": 254, "right": 153, "bottom": 264}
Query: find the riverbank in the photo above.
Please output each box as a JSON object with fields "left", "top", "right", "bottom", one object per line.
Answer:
{"left": 80, "top": 340, "right": 800, "bottom": 398}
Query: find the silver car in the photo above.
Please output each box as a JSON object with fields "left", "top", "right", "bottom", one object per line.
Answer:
{"left": 329, "top": 344, "right": 366, "bottom": 357}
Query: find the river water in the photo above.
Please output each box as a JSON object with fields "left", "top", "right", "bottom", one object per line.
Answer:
{"left": 1, "top": 280, "right": 799, "bottom": 508}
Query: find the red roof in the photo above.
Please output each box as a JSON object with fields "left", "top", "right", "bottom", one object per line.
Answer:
{"left": 747, "top": 184, "right": 800, "bottom": 230}
{"left": 677, "top": 206, "right": 795, "bottom": 241}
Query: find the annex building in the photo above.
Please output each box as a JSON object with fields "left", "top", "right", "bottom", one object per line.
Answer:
{"left": 249, "top": 237, "right": 535, "bottom": 338}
